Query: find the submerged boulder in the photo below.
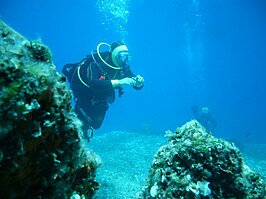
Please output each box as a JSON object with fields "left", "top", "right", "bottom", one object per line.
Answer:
{"left": 138, "top": 120, "right": 266, "bottom": 198}
{"left": 0, "top": 21, "right": 100, "bottom": 198}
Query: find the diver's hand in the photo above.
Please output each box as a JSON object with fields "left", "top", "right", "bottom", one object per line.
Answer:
{"left": 119, "top": 77, "right": 136, "bottom": 86}
{"left": 132, "top": 75, "right": 144, "bottom": 87}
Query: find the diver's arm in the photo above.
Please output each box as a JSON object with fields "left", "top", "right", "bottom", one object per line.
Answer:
{"left": 111, "top": 78, "right": 136, "bottom": 87}
{"left": 89, "top": 79, "right": 114, "bottom": 99}
{"left": 111, "top": 79, "right": 120, "bottom": 87}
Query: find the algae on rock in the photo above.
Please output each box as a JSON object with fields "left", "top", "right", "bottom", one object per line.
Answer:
{"left": 0, "top": 21, "right": 100, "bottom": 198}
{"left": 138, "top": 120, "right": 266, "bottom": 198}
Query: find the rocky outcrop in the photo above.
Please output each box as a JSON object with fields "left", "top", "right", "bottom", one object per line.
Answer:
{"left": 0, "top": 21, "right": 100, "bottom": 199}
{"left": 138, "top": 120, "right": 266, "bottom": 198}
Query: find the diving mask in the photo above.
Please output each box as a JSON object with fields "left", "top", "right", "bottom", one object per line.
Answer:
{"left": 111, "top": 44, "right": 131, "bottom": 67}
{"left": 117, "top": 51, "right": 132, "bottom": 63}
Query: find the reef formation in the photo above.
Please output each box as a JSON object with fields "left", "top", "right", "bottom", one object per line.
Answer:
{"left": 0, "top": 21, "right": 100, "bottom": 198}
{"left": 138, "top": 120, "right": 266, "bottom": 198}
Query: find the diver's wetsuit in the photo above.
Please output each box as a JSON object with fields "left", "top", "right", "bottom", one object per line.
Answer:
{"left": 63, "top": 51, "right": 142, "bottom": 131}
{"left": 192, "top": 106, "right": 217, "bottom": 132}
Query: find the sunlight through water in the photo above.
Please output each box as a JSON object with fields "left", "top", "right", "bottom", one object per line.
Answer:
{"left": 184, "top": 0, "right": 206, "bottom": 99}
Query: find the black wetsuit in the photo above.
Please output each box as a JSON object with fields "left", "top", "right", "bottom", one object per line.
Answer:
{"left": 63, "top": 51, "right": 142, "bottom": 130}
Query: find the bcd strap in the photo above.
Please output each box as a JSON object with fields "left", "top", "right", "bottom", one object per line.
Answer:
{"left": 62, "top": 57, "right": 90, "bottom": 84}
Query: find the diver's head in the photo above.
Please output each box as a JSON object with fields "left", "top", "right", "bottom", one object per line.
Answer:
{"left": 111, "top": 41, "right": 132, "bottom": 68}
{"left": 201, "top": 107, "right": 209, "bottom": 114}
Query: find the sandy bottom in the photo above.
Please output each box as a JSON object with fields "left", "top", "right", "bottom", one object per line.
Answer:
{"left": 88, "top": 131, "right": 266, "bottom": 199}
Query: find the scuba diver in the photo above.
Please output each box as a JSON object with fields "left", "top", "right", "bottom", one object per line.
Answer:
{"left": 62, "top": 41, "right": 144, "bottom": 139}
{"left": 192, "top": 106, "right": 217, "bottom": 132}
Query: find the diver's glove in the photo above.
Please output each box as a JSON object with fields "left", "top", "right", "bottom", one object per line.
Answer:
{"left": 132, "top": 75, "right": 144, "bottom": 88}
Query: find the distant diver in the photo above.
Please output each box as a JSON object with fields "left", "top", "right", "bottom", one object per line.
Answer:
{"left": 62, "top": 41, "right": 144, "bottom": 139}
{"left": 192, "top": 105, "right": 217, "bottom": 132}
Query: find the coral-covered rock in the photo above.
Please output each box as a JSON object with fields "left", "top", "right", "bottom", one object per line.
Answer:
{"left": 0, "top": 21, "right": 100, "bottom": 199}
{"left": 138, "top": 120, "right": 266, "bottom": 198}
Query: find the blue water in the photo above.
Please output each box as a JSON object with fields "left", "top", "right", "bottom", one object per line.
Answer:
{"left": 1, "top": 0, "right": 266, "bottom": 144}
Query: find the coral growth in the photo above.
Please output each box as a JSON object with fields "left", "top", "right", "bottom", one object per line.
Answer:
{"left": 0, "top": 21, "right": 100, "bottom": 198}
{"left": 138, "top": 120, "right": 266, "bottom": 198}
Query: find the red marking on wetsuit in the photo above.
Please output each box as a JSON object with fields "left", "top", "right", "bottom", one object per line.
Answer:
{"left": 99, "top": 76, "right": 105, "bottom": 80}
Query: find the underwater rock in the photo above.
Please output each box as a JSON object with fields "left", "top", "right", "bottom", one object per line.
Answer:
{"left": 0, "top": 21, "right": 100, "bottom": 198}
{"left": 138, "top": 120, "right": 266, "bottom": 198}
